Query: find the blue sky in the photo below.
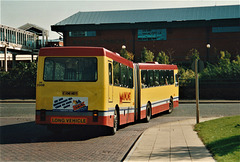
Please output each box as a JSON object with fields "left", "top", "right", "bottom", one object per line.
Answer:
{"left": 1, "top": 0, "right": 239, "bottom": 39}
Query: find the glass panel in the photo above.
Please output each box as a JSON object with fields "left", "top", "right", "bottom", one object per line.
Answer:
{"left": 109, "top": 63, "right": 112, "bottom": 85}
{"left": 44, "top": 57, "right": 97, "bottom": 82}
{"left": 113, "top": 61, "right": 120, "bottom": 86}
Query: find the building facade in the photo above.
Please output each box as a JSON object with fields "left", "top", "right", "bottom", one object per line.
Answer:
{"left": 52, "top": 5, "right": 240, "bottom": 63}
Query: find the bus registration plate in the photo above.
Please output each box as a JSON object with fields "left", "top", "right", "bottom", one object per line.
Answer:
{"left": 51, "top": 117, "right": 87, "bottom": 124}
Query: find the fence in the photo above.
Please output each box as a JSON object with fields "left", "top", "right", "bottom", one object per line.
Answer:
{"left": 179, "top": 79, "right": 240, "bottom": 100}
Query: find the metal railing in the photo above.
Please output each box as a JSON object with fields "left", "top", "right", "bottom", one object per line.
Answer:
{"left": 0, "top": 24, "right": 38, "bottom": 51}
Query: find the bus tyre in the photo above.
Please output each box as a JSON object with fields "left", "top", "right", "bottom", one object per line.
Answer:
{"left": 168, "top": 98, "right": 174, "bottom": 114}
{"left": 145, "top": 102, "right": 151, "bottom": 122}
{"left": 110, "top": 109, "right": 118, "bottom": 135}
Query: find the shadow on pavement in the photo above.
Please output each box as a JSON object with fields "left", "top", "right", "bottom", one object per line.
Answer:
{"left": 0, "top": 122, "right": 111, "bottom": 144}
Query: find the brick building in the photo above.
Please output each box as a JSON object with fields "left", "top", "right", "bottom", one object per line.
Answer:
{"left": 51, "top": 5, "right": 240, "bottom": 63}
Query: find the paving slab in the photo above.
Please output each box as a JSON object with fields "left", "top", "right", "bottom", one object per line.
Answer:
{"left": 125, "top": 118, "right": 216, "bottom": 162}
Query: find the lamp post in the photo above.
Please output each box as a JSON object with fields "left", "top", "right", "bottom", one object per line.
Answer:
{"left": 4, "top": 41, "right": 9, "bottom": 72}
{"left": 206, "top": 43, "right": 210, "bottom": 62}
{"left": 122, "top": 45, "right": 126, "bottom": 49}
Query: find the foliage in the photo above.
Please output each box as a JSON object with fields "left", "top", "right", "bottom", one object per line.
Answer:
{"left": 186, "top": 48, "right": 200, "bottom": 62}
{"left": 178, "top": 67, "right": 195, "bottom": 86}
{"left": 195, "top": 116, "right": 240, "bottom": 161}
{"left": 200, "top": 52, "right": 240, "bottom": 80}
{"left": 0, "top": 62, "right": 37, "bottom": 89}
{"left": 119, "top": 48, "right": 134, "bottom": 61}
{"left": 141, "top": 47, "right": 154, "bottom": 62}
{"left": 156, "top": 51, "right": 170, "bottom": 64}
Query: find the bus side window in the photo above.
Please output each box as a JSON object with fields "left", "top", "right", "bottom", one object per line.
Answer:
{"left": 159, "top": 70, "right": 165, "bottom": 85}
{"left": 175, "top": 73, "right": 179, "bottom": 86}
{"left": 109, "top": 63, "right": 112, "bottom": 85}
{"left": 141, "top": 70, "right": 147, "bottom": 88}
{"left": 149, "top": 70, "right": 154, "bottom": 87}
{"left": 154, "top": 70, "right": 160, "bottom": 86}
{"left": 129, "top": 67, "right": 133, "bottom": 88}
{"left": 120, "top": 64, "right": 126, "bottom": 87}
{"left": 113, "top": 62, "right": 120, "bottom": 86}
{"left": 170, "top": 70, "right": 174, "bottom": 85}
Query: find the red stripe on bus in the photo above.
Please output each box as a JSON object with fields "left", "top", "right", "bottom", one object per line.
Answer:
{"left": 39, "top": 47, "right": 133, "bottom": 68}
{"left": 139, "top": 63, "right": 178, "bottom": 70}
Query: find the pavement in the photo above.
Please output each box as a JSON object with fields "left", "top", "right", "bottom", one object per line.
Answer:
{"left": 1, "top": 99, "right": 238, "bottom": 161}
{"left": 124, "top": 118, "right": 217, "bottom": 162}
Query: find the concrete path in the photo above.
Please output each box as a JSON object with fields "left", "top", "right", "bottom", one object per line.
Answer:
{"left": 125, "top": 118, "right": 216, "bottom": 162}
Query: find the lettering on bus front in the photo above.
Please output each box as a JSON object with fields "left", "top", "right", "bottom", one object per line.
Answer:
{"left": 51, "top": 117, "right": 87, "bottom": 124}
{"left": 120, "top": 92, "right": 131, "bottom": 104}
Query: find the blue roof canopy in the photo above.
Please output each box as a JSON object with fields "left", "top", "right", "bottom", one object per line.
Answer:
{"left": 54, "top": 5, "right": 240, "bottom": 26}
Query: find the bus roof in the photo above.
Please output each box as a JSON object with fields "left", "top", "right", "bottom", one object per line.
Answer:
{"left": 39, "top": 47, "right": 133, "bottom": 68}
{"left": 138, "top": 62, "right": 178, "bottom": 70}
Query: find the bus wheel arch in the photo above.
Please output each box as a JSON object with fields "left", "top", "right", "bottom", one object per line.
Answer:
{"left": 168, "top": 96, "right": 174, "bottom": 114}
{"left": 145, "top": 101, "right": 152, "bottom": 122}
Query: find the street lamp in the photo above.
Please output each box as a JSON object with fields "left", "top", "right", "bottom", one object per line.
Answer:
{"left": 206, "top": 43, "right": 210, "bottom": 62}
{"left": 122, "top": 45, "right": 126, "bottom": 49}
{"left": 206, "top": 44, "right": 211, "bottom": 49}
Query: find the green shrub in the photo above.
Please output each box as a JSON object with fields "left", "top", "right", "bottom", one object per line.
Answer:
{"left": 156, "top": 51, "right": 170, "bottom": 64}
{"left": 0, "top": 62, "right": 37, "bottom": 89}
{"left": 141, "top": 47, "right": 154, "bottom": 62}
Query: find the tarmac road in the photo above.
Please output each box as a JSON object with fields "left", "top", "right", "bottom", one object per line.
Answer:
{"left": 0, "top": 103, "right": 239, "bottom": 161}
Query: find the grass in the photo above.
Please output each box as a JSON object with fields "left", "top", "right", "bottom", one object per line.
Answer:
{"left": 195, "top": 115, "right": 240, "bottom": 162}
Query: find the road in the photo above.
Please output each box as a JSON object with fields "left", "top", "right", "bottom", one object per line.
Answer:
{"left": 0, "top": 103, "right": 239, "bottom": 161}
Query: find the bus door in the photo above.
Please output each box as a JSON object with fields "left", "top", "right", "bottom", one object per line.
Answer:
{"left": 108, "top": 62, "right": 113, "bottom": 102}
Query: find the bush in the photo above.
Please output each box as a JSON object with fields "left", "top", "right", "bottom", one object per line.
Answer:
{"left": 119, "top": 48, "right": 134, "bottom": 61}
{"left": 0, "top": 62, "right": 37, "bottom": 98}
{"left": 200, "top": 53, "right": 240, "bottom": 80}
{"left": 141, "top": 47, "right": 154, "bottom": 62}
{"left": 156, "top": 51, "right": 170, "bottom": 64}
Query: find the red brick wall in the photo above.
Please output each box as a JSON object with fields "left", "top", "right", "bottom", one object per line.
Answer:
{"left": 64, "top": 27, "right": 240, "bottom": 63}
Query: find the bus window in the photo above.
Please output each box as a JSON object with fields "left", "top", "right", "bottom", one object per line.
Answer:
{"left": 128, "top": 67, "right": 133, "bottom": 88}
{"left": 175, "top": 73, "right": 179, "bottom": 86}
{"left": 149, "top": 70, "right": 154, "bottom": 87}
{"left": 109, "top": 63, "right": 112, "bottom": 85}
{"left": 154, "top": 70, "right": 160, "bottom": 86}
{"left": 113, "top": 61, "right": 120, "bottom": 86}
{"left": 169, "top": 70, "right": 174, "bottom": 85}
{"left": 120, "top": 64, "right": 128, "bottom": 87}
{"left": 44, "top": 59, "right": 54, "bottom": 80}
{"left": 43, "top": 57, "right": 97, "bottom": 82}
{"left": 159, "top": 70, "right": 165, "bottom": 85}
{"left": 141, "top": 70, "right": 147, "bottom": 88}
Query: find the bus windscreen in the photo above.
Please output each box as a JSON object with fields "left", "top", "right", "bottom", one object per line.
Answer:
{"left": 43, "top": 57, "right": 97, "bottom": 82}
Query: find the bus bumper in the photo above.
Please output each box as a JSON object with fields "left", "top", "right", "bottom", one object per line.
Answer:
{"left": 35, "top": 110, "right": 114, "bottom": 127}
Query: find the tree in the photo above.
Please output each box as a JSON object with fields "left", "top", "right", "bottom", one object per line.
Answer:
{"left": 186, "top": 49, "right": 200, "bottom": 62}
{"left": 119, "top": 48, "right": 134, "bottom": 61}
{"left": 141, "top": 47, "right": 154, "bottom": 62}
{"left": 156, "top": 51, "right": 170, "bottom": 64}
{"left": 218, "top": 51, "right": 231, "bottom": 66}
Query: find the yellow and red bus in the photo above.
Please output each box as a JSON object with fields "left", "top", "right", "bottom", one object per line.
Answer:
{"left": 36, "top": 47, "right": 178, "bottom": 134}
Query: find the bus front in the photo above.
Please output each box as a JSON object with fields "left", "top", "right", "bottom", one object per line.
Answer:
{"left": 36, "top": 47, "right": 110, "bottom": 131}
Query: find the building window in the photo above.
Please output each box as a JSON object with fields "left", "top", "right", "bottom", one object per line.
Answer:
{"left": 138, "top": 29, "right": 167, "bottom": 41}
{"left": 69, "top": 31, "right": 96, "bottom": 37}
{"left": 212, "top": 26, "right": 240, "bottom": 33}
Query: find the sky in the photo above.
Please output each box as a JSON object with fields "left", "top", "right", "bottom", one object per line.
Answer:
{"left": 1, "top": 0, "right": 239, "bottom": 39}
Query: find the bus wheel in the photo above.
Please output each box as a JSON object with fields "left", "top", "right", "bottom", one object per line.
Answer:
{"left": 145, "top": 102, "right": 151, "bottom": 122}
{"left": 110, "top": 109, "right": 118, "bottom": 135}
{"left": 168, "top": 98, "right": 174, "bottom": 114}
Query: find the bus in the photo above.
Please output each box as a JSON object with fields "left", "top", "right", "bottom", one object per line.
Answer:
{"left": 36, "top": 47, "right": 179, "bottom": 134}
